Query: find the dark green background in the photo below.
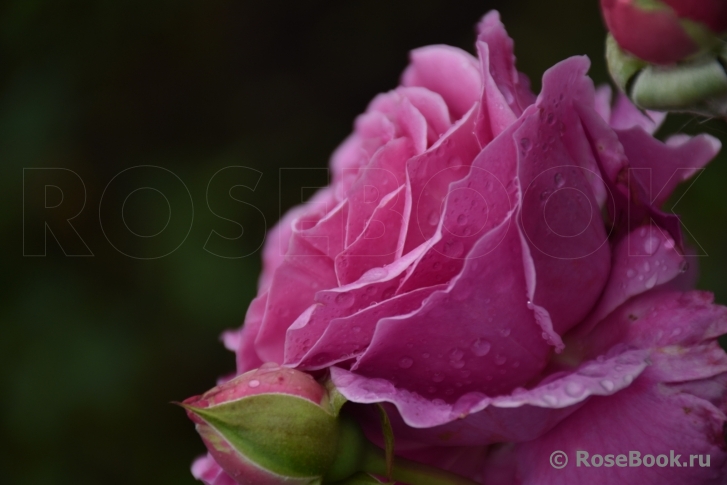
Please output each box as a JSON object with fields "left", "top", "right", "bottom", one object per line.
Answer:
{"left": 1, "top": 1, "right": 725, "bottom": 484}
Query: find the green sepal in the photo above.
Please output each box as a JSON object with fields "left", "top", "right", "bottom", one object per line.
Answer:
{"left": 324, "top": 375, "right": 348, "bottom": 417}
{"left": 327, "top": 472, "right": 393, "bottom": 485}
{"left": 631, "top": 58, "right": 727, "bottom": 114}
{"left": 606, "top": 34, "right": 647, "bottom": 91}
{"left": 185, "top": 394, "right": 339, "bottom": 479}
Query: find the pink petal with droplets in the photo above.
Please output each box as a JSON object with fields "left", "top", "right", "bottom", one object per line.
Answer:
{"left": 401, "top": 45, "right": 482, "bottom": 119}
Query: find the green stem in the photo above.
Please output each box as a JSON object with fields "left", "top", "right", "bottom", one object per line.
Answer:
{"left": 361, "top": 442, "right": 480, "bottom": 485}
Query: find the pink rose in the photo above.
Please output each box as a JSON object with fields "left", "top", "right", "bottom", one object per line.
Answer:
{"left": 194, "top": 10, "right": 727, "bottom": 485}
{"left": 600, "top": 0, "right": 727, "bottom": 64}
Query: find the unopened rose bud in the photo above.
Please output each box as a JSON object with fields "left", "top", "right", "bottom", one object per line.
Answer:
{"left": 182, "top": 364, "right": 367, "bottom": 485}
{"left": 603, "top": 1, "right": 727, "bottom": 117}
{"left": 600, "top": 0, "right": 727, "bottom": 64}
{"left": 606, "top": 34, "right": 727, "bottom": 116}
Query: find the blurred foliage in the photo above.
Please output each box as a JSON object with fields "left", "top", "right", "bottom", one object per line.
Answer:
{"left": 0, "top": 1, "right": 725, "bottom": 484}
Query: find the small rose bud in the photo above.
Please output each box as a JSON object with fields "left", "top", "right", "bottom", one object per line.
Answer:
{"left": 600, "top": 0, "right": 727, "bottom": 65}
{"left": 183, "top": 364, "right": 366, "bottom": 485}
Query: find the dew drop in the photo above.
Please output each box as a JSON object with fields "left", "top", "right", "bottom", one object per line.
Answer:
{"left": 335, "top": 293, "right": 355, "bottom": 308}
{"left": 643, "top": 261, "right": 650, "bottom": 272}
{"left": 645, "top": 274, "right": 658, "bottom": 290}
{"left": 600, "top": 379, "right": 615, "bottom": 391}
{"left": 520, "top": 138, "right": 532, "bottom": 153}
{"left": 495, "top": 354, "right": 507, "bottom": 366}
{"left": 422, "top": 352, "right": 430, "bottom": 359}
{"left": 565, "top": 382, "right": 584, "bottom": 397}
{"left": 546, "top": 112, "right": 555, "bottom": 125}
{"left": 449, "top": 359, "right": 465, "bottom": 369}
{"left": 248, "top": 379, "right": 260, "bottom": 388}
{"left": 432, "top": 372, "right": 445, "bottom": 383}
{"left": 352, "top": 326, "right": 361, "bottom": 333}
{"left": 663, "top": 239, "right": 675, "bottom": 250}
{"left": 399, "top": 357, "right": 414, "bottom": 369}
{"left": 450, "top": 348, "right": 464, "bottom": 361}
{"left": 679, "top": 260, "right": 690, "bottom": 273}
{"left": 428, "top": 210, "right": 440, "bottom": 226}
{"left": 554, "top": 172, "right": 565, "bottom": 188}
{"left": 626, "top": 269, "right": 636, "bottom": 278}
{"left": 543, "top": 394, "right": 558, "bottom": 406}
{"left": 471, "top": 338, "right": 492, "bottom": 356}
{"left": 499, "top": 328, "right": 511, "bottom": 337}
{"left": 457, "top": 214, "right": 468, "bottom": 225}
{"left": 443, "top": 240, "right": 464, "bottom": 258}
{"left": 643, "top": 236, "right": 659, "bottom": 255}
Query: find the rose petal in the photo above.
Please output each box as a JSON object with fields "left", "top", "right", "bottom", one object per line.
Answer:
{"left": 475, "top": 11, "right": 535, "bottom": 143}
{"left": 483, "top": 368, "right": 727, "bottom": 484}
{"left": 345, "top": 138, "right": 414, "bottom": 245}
{"left": 401, "top": 45, "right": 482, "bottom": 119}
{"left": 402, "top": 106, "right": 481, "bottom": 254}
{"left": 576, "top": 224, "right": 686, "bottom": 336}
{"left": 336, "top": 185, "right": 406, "bottom": 285}
{"left": 191, "top": 454, "right": 237, "bottom": 485}
{"left": 332, "top": 347, "right": 647, "bottom": 441}
{"left": 352, "top": 217, "right": 552, "bottom": 403}
{"left": 255, "top": 234, "right": 338, "bottom": 364}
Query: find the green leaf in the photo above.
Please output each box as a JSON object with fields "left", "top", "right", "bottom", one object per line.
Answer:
{"left": 187, "top": 394, "right": 339, "bottom": 478}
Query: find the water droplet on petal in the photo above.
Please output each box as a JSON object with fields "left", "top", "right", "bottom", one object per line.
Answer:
{"left": 600, "top": 379, "right": 615, "bottom": 391}
{"left": 543, "top": 394, "right": 558, "bottom": 406}
{"left": 499, "top": 328, "right": 511, "bottom": 337}
{"left": 443, "top": 240, "right": 464, "bottom": 258}
{"left": 432, "top": 373, "right": 445, "bottom": 383}
{"left": 449, "top": 359, "right": 465, "bottom": 369}
{"left": 495, "top": 354, "right": 507, "bottom": 366}
{"left": 399, "top": 357, "right": 414, "bottom": 369}
{"left": 554, "top": 172, "right": 565, "bottom": 188}
{"left": 248, "top": 379, "right": 260, "bottom": 388}
{"left": 679, "top": 260, "right": 690, "bottom": 273}
{"left": 645, "top": 274, "right": 658, "bottom": 290}
{"left": 643, "top": 236, "right": 659, "bottom": 255}
{"left": 335, "top": 293, "right": 355, "bottom": 308}
{"left": 457, "top": 214, "right": 468, "bottom": 225}
{"left": 626, "top": 269, "right": 636, "bottom": 278}
{"left": 428, "top": 210, "right": 440, "bottom": 226}
{"left": 471, "top": 338, "right": 492, "bottom": 356}
{"left": 520, "top": 138, "right": 532, "bottom": 153}
{"left": 565, "top": 382, "right": 584, "bottom": 397}
{"left": 450, "top": 348, "right": 464, "bottom": 361}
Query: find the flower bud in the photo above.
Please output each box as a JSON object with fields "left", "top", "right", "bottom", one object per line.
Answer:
{"left": 183, "top": 364, "right": 365, "bottom": 485}
{"left": 600, "top": 0, "right": 727, "bottom": 64}
{"left": 606, "top": 34, "right": 727, "bottom": 116}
